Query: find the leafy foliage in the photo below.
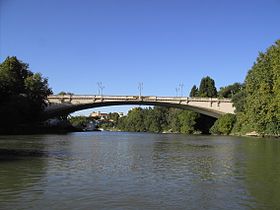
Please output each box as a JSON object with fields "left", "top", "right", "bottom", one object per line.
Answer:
{"left": 209, "top": 40, "right": 280, "bottom": 136}
{"left": 108, "top": 112, "right": 120, "bottom": 123}
{"left": 0, "top": 56, "right": 52, "bottom": 129}
{"left": 118, "top": 107, "right": 145, "bottom": 132}
{"left": 236, "top": 40, "right": 280, "bottom": 136}
{"left": 0, "top": 56, "right": 32, "bottom": 98}
{"left": 231, "top": 91, "right": 247, "bottom": 113}
{"left": 178, "top": 110, "right": 199, "bottom": 133}
{"left": 69, "top": 116, "right": 92, "bottom": 130}
{"left": 189, "top": 85, "right": 199, "bottom": 97}
{"left": 57, "top": 91, "right": 74, "bottom": 95}
{"left": 24, "top": 73, "right": 52, "bottom": 109}
{"left": 115, "top": 107, "right": 208, "bottom": 134}
{"left": 210, "top": 114, "right": 236, "bottom": 135}
{"left": 198, "top": 76, "right": 217, "bottom": 97}
{"left": 190, "top": 76, "right": 218, "bottom": 98}
{"left": 218, "top": 83, "right": 243, "bottom": 98}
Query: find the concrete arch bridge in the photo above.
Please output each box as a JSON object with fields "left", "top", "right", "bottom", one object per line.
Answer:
{"left": 44, "top": 95, "right": 235, "bottom": 119}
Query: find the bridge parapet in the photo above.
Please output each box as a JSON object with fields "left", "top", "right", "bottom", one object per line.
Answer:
{"left": 47, "top": 95, "right": 232, "bottom": 103}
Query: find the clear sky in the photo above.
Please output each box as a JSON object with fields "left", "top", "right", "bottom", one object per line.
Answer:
{"left": 1, "top": 0, "right": 280, "bottom": 115}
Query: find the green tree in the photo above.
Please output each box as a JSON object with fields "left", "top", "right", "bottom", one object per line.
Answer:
{"left": 210, "top": 114, "right": 236, "bottom": 135}
{"left": 166, "top": 108, "right": 181, "bottom": 132}
{"left": 239, "top": 40, "right": 280, "bottom": 135}
{"left": 108, "top": 112, "right": 120, "bottom": 123}
{"left": 198, "top": 76, "right": 217, "bottom": 97}
{"left": 231, "top": 112, "right": 251, "bottom": 134}
{"left": 69, "top": 116, "right": 89, "bottom": 129}
{"left": 152, "top": 106, "right": 168, "bottom": 131}
{"left": 189, "top": 85, "right": 199, "bottom": 97}
{"left": 231, "top": 90, "right": 247, "bottom": 112}
{"left": 0, "top": 56, "right": 32, "bottom": 98}
{"left": 144, "top": 110, "right": 161, "bottom": 132}
{"left": 57, "top": 91, "right": 73, "bottom": 95}
{"left": 58, "top": 91, "right": 67, "bottom": 95}
{"left": 0, "top": 56, "right": 52, "bottom": 130}
{"left": 218, "top": 83, "right": 243, "bottom": 98}
{"left": 124, "top": 107, "right": 145, "bottom": 132}
{"left": 178, "top": 110, "right": 199, "bottom": 134}
{"left": 24, "top": 73, "right": 52, "bottom": 108}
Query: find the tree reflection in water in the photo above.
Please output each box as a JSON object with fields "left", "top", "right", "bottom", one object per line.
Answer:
{"left": 243, "top": 138, "right": 280, "bottom": 209}
{"left": 0, "top": 136, "right": 48, "bottom": 206}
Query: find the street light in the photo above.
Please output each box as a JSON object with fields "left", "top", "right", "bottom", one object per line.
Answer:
{"left": 138, "top": 82, "right": 143, "bottom": 98}
{"left": 179, "top": 83, "right": 184, "bottom": 97}
{"left": 175, "top": 87, "right": 179, "bottom": 97}
{"left": 97, "top": 82, "right": 100, "bottom": 95}
{"left": 97, "top": 82, "right": 105, "bottom": 96}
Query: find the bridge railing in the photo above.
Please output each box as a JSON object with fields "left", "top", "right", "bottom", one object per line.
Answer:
{"left": 47, "top": 95, "right": 232, "bottom": 103}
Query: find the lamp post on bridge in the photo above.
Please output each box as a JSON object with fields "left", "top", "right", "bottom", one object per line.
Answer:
{"left": 179, "top": 83, "right": 184, "bottom": 97}
{"left": 138, "top": 82, "right": 143, "bottom": 99}
{"left": 175, "top": 83, "right": 184, "bottom": 97}
{"left": 97, "top": 82, "right": 100, "bottom": 95}
{"left": 175, "top": 87, "right": 179, "bottom": 97}
{"left": 97, "top": 82, "right": 105, "bottom": 96}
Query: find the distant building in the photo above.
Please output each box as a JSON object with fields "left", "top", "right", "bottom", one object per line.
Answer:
{"left": 90, "top": 111, "right": 125, "bottom": 121}
{"left": 90, "top": 111, "right": 109, "bottom": 120}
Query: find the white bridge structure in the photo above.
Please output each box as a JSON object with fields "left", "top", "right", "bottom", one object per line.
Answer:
{"left": 45, "top": 95, "right": 235, "bottom": 119}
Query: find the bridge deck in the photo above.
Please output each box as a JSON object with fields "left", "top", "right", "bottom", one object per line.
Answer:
{"left": 47, "top": 95, "right": 232, "bottom": 103}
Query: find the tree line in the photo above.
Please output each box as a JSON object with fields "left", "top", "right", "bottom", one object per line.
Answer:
{"left": 116, "top": 107, "right": 201, "bottom": 133}
{"left": 92, "top": 107, "right": 215, "bottom": 134}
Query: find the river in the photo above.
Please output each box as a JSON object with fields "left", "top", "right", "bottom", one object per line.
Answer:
{"left": 0, "top": 132, "right": 279, "bottom": 209}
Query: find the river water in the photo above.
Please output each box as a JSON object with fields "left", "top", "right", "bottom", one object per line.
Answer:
{"left": 0, "top": 132, "right": 279, "bottom": 210}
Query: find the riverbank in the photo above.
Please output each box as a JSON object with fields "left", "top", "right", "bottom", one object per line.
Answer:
{"left": 0, "top": 123, "right": 81, "bottom": 135}
{"left": 0, "top": 123, "right": 278, "bottom": 138}
{"left": 100, "top": 127, "right": 280, "bottom": 138}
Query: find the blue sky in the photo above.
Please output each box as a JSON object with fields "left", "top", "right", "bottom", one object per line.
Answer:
{"left": 1, "top": 0, "right": 280, "bottom": 115}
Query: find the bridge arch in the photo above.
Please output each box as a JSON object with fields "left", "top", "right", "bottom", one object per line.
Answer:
{"left": 44, "top": 95, "right": 234, "bottom": 119}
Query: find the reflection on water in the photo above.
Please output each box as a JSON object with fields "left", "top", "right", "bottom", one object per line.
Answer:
{"left": 0, "top": 136, "right": 47, "bottom": 207}
{"left": 0, "top": 133, "right": 279, "bottom": 209}
{"left": 243, "top": 140, "right": 280, "bottom": 209}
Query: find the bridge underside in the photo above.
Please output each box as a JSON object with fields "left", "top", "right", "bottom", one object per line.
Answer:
{"left": 43, "top": 101, "right": 225, "bottom": 119}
